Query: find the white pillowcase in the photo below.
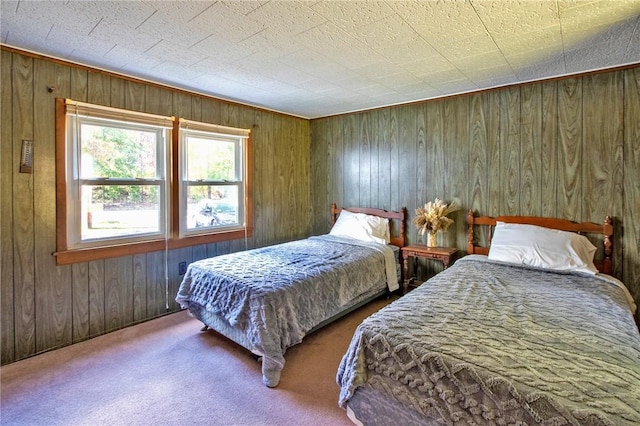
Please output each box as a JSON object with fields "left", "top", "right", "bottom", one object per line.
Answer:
{"left": 487, "top": 222, "right": 598, "bottom": 275}
{"left": 329, "top": 209, "right": 390, "bottom": 245}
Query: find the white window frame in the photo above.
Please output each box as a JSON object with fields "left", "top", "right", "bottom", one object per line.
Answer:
{"left": 178, "top": 119, "right": 251, "bottom": 238}
{"left": 61, "top": 99, "right": 173, "bottom": 250}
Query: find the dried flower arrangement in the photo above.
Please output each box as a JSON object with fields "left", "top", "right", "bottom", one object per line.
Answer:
{"left": 412, "top": 198, "right": 461, "bottom": 237}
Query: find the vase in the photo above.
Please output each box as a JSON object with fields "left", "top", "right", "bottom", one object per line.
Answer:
{"left": 425, "top": 231, "right": 438, "bottom": 247}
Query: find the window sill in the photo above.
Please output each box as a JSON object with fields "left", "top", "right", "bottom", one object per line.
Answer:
{"left": 54, "top": 228, "right": 253, "bottom": 265}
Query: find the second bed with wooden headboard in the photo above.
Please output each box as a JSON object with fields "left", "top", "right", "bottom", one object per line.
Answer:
{"left": 338, "top": 212, "right": 639, "bottom": 426}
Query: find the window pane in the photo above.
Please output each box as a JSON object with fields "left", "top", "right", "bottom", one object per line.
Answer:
{"left": 81, "top": 185, "right": 161, "bottom": 240}
{"left": 187, "top": 185, "right": 239, "bottom": 229}
{"left": 80, "top": 123, "right": 158, "bottom": 179}
{"left": 186, "top": 136, "right": 235, "bottom": 181}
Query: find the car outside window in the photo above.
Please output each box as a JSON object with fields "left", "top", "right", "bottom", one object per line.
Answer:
{"left": 178, "top": 119, "right": 251, "bottom": 238}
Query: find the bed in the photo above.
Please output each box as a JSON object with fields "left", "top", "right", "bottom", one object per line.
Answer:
{"left": 176, "top": 204, "right": 407, "bottom": 387}
{"left": 337, "top": 212, "right": 640, "bottom": 425}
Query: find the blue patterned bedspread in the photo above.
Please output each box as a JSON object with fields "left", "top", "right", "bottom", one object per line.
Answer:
{"left": 176, "top": 234, "right": 396, "bottom": 387}
{"left": 338, "top": 255, "right": 640, "bottom": 425}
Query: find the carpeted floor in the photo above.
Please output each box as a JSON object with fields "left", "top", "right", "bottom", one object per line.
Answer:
{"left": 0, "top": 296, "right": 395, "bottom": 426}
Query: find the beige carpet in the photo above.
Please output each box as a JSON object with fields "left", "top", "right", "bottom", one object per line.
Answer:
{"left": 0, "top": 296, "right": 395, "bottom": 426}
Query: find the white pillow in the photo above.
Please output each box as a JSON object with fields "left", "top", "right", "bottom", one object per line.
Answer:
{"left": 329, "top": 209, "right": 390, "bottom": 244}
{"left": 487, "top": 222, "right": 598, "bottom": 275}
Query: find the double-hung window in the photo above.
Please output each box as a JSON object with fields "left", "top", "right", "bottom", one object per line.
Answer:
{"left": 55, "top": 99, "right": 253, "bottom": 265}
{"left": 61, "top": 100, "right": 173, "bottom": 251}
{"left": 178, "top": 119, "right": 250, "bottom": 238}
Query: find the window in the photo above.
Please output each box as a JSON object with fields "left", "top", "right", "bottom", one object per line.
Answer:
{"left": 55, "top": 99, "right": 253, "bottom": 265}
{"left": 61, "top": 99, "right": 173, "bottom": 251}
{"left": 179, "top": 119, "right": 250, "bottom": 238}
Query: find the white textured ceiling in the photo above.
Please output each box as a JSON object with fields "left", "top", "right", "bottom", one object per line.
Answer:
{"left": 2, "top": 0, "right": 639, "bottom": 118}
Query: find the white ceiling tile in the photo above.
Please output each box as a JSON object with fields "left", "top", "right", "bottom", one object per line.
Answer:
{"left": 391, "top": 81, "right": 434, "bottom": 96}
{"left": 469, "top": 73, "right": 519, "bottom": 89}
{"left": 89, "top": 20, "right": 160, "bottom": 52}
{"left": 388, "top": 1, "right": 487, "bottom": 43}
{"left": 473, "top": 1, "right": 560, "bottom": 39}
{"left": 277, "top": 50, "right": 350, "bottom": 80}
{"left": 430, "top": 79, "right": 479, "bottom": 95}
{"left": 351, "top": 59, "right": 402, "bottom": 80}
{"left": 450, "top": 50, "right": 511, "bottom": 71}
{"left": 236, "top": 28, "right": 302, "bottom": 59}
{"left": 438, "top": 34, "right": 500, "bottom": 61}
{"left": 371, "top": 70, "right": 422, "bottom": 88}
{"left": 330, "top": 46, "right": 385, "bottom": 71}
{"left": 246, "top": 1, "right": 326, "bottom": 36}
{"left": 356, "top": 85, "right": 398, "bottom": 99}
{"left": 1, "top": 17, "right": 52, "bottom": 51}
{"left": 420, "top": 69, "right": 469, "bottom": 86}
{"left": 27, "top": 2, "right": 100, "bottom": 34}
{"left": 71, "top": 1, "right": 156, "bottom": 27}
{"left": 505, "top": 46, "right": 565, "bottom": 70}
{"left": 152, "top": 61, "right": 205, "bottom": 82}
{"left": 135, "top": 8, "right": 212, "bottom": 48}
{"left": 113, "top": 47, "right": 164, "bottom": 73}
{"left": 188, "top": 56, "right": 238, "bottom": 78}
{"left": 624, "top": 17, "right": 640, "bottom": 61}
{"left": 559, "top": 0, "right": 640, "bottom": 33}
{"left": 375, "top": 35, "right": 441, "bottom": 64}
{"left": 292, "top": 22, "right": 369, "bottom": 62}
{"left": 46, "top": 25, "right": 115, "bottom": 57}
{"left": 188, "top": 2, "right": 266, "bottom": 44}
{"left": 562, "top": 14, "right": 638, "bottom": 49}
{"left": 310, "top": 1, "right": 395, "bottom": 31}
{"left": 465, "top": 63, "right": 518, "bottom": 86}
{"left": 513, "top": 56, "right": 567, "bottom": 81}
{"left": 141, "top": 1, "right": 213, "bottom": 23}
{"left": 332, "top": 75, "right": 380, "bottom": 92}
{"left": 496, "top": 27, "right": 564, "bottom": 56}
{"left": 1, "top": 0, "right": 638, "bottom": 118}
{"left": 402, "top": 56, "right": 457, "bottom": 78}
{"left": 219, "top": 0, "right": 268, "bottom": 15}
{"left": 189, "top": 35, "right": 255, "bottom": 64}
{"left": 351, "top": 14, "right": 421, "bottom": 51}
{"left": 143, "top": 39, "right": 207, "bottom": 66}
{"left": 264, "top": 81, "right": 318, "bottom": 98}
{"left": 564, "top": 41, "right": 629, "bottom": 72}
{"left": 190, "top": 72, "right": 237, "bottom": 92}
{"left": 397, "top": 85, "right": 444, "bottom": 100}
{"left": 1, "top": 1, "right": 41, "bottom": 29}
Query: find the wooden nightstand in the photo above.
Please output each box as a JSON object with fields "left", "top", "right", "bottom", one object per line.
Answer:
{"left": 401, "top": 244, "right": 458, "bottom": 293}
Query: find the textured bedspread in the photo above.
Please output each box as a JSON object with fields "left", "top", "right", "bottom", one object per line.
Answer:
{"left": 176, "top": 235, "right": 396, "bottom": 387}
{"left": 337, "top": 256, "right": 640, "bottom": 425}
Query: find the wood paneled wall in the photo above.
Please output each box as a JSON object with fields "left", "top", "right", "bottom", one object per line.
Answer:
{"left": 2, "top": 48, "right": 638, "bottom": 365}
{"left": 310, "top": 67, "right": 640, "bottom": 323}
{"left": 1, "top": 50, "right": 310, "bottom": 364}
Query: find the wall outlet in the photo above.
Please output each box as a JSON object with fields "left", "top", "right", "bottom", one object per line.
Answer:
{"left": 178, "top": 261, "right": 187, "bottom": 275}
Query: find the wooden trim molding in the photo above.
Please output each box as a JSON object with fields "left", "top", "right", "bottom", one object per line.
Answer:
{"left": 54, "top": 98, "right": 68, "bottom": 252}
{"left": 53, "top": 228, "right": 254, "bottom": 265}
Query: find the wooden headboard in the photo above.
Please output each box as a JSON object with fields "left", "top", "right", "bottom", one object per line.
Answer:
{"left": 331, "top": 203, "right": 407, "bottom": 248}
{"left": 466, "top": 210, "right": 614, "bottom": 275}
